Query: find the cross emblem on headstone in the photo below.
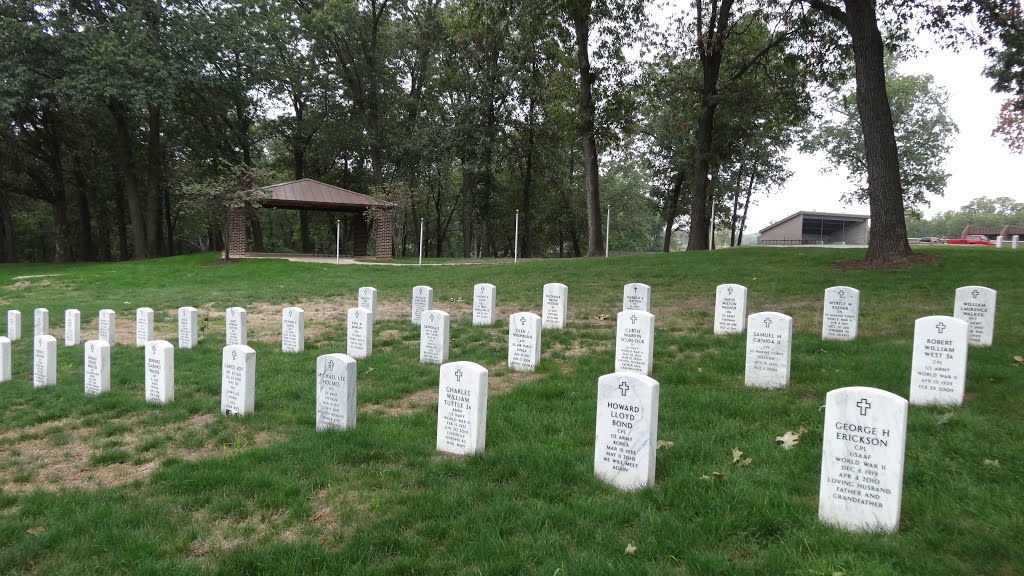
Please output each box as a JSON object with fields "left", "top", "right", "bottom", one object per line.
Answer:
{"left": 288, "top": 310, "right": 293, "bottom": 318}
{"left": 355, "top": 310, "right": 360, "bottom": 318}
{"left": 328, "top": 360, "right": 335, "bottom": 371}
{"left": 481, "top": 286, "right": 485, "bottom": 293}
{"left": 231, "top": 350, "right": 238, "bottom": 361}
{"left": 838, "top": 290, "right": 845, "bottom": 298}
{"left": 454, "top": 369, "right": 463, "bottom": 382}
{"left": 419, "top": 288, "right": 424, "bottom": 295}
{"left": 429, "top": 313, "right": 435, "bottom": 323}
{"left": 764, "top": 318, "right": 772, "bottom": 329}
{"left": 618, "top": 381, "right": 629, "bottom": 396}
{"left": 936, "top": 322, "right": 946, "bottom": 333}
{"left": 90, "top": 344, "right": 95, "bottom": 353}
{"left": 151, "top": 344, "right": 156, "bottom": 354}
{"left": 856, "top": 398, "right": 871, "bottom": 416}
{"left": 633, "top": 286, "right": 638, "bottom": 294}
{"left": 727, "top": 286, "right": 733, "bottom": 295}
{"left": 520, "top": 317, "right": 526, "bottom": 325}
{"left": 630, "top": 314, "right": 637, "bottom": 324}
{"left": 971, "top": 289, "right": 979, "bottom": 299}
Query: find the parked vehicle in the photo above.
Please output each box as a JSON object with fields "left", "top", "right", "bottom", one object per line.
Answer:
{"left": 946, "top": 235, "right": 996, "bottom": 246}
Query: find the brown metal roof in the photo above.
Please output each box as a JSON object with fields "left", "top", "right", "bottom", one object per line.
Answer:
{"left": 261, "top": 179, "right": 394, "bottom": 211}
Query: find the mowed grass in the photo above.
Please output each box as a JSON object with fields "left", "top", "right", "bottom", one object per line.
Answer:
{"left": 0, "top": 246, "right": 1021, "bottom": 575}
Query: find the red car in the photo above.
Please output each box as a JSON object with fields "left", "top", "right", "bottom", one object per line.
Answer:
{"left": 946, "top": 235, "right": 996, "bottom": 246}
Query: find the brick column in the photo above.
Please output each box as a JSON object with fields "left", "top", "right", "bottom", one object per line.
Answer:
{"left": 374, "top": 208, "right": 393, "bottom": 259}
{"left": 353, "top": 214, "right": 369, "bottom": 257}
{"left": 227, "top": 208, "right": 247, "bottom": 258}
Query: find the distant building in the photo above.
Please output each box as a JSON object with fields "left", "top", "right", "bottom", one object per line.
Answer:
{"left": 960, "top": 225, "right": 1024, "bottom": 240}
{"left": 758, "top": 211, "right": 869, "bottom": 245}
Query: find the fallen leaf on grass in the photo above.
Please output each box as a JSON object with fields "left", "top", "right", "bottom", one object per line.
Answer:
{"left": 1014, "top": 355, "right": 1024, "bottom": 365}
{"left": 776, "top": 430, "right": 800, "bottom": 450}
{"left": 732, "top": 448, "right": 752, "bottom": 466}
{"left": 983, "top": 459, "right": 1001, "bottom": 468}
{"left": 624, "top": 542, "right": 637, "bottom": 555}
{"left": 26, "top": 526, "right": 44, "bottom": 535}
{"left": 594, "top": 314, "right": 609, "bottom": 321}
{"left": 697, "top": 367, "right": 703, "bottom": 373}
{"left": 799, "top": 425, "right": 807, "bottom": 434}
{"left": 700, "top": 471, "right": 726, "bottom": 482}
{"left": 936, "top": 412, "right": 955, "bottom": 425}
{"left": 657, "top": 440, "right": 674, "bottom": 450}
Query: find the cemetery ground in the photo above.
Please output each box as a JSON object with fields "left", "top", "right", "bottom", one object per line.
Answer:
{"left": 0, "top": 247, "right": 1021, "bottom": 575}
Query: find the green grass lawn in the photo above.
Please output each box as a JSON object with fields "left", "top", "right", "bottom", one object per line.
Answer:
{"left": 0, "top": 247, "right": 1021, "bottom": 575}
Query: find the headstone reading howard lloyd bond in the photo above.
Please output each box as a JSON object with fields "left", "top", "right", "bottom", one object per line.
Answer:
{"left": 0, "top": 336, "right": 11, "bottom": 382}
{"left": 358, "top": 287, "right": 377, "bottom": 316}
{"left": 136, "top": 307, "right": 154, "bottom": 347}
{"left": 346, "top": 307, "right": 375, "bottom": 359}
{"left": 33, "top": 335, "right": 57, "bottom": 388}
{"left": 225, "top": 307, "right": 247, "bottom": 346}
{"left": 472, "top": 283, "right": 496, "bottom": 326}
{"left": 822, "top": 286, "right": 860, "bottom": 341}
{"left": 713, "top": 284, "right": 747, "bottom": 335}
{"left": 542, "top": 283, "right": 568, "bottom": 329}
{"left": 744, "top": 312, "right": 793, "bottom": 388}
{"left": 508, "top": 312, "right": 542, "bottom": 372}
{"left": 178, "top": 306, "right": 198, "bottom": 349}
{"left": 819, "top": 386, "right": 908, "bottom": 533}
{"left": 622, "top": 283, "right": 651, "bottom": 312}
{"left": 436, "top": 361, "right": 489, "bottom": 455}
{"left": 145, "top": 340, "right": 174, "bottom": 404}
{"left": 7, "top": 310, "right": 21, "bottom": 341}
{"left": 64, "top": 309, "right": 81, "bottom": 346}
{"left": 419, "top": 310, "right": 450, "bottom": 365}
{"left": 594, "top": 372, "right": 660, "bottom": 490}
{"left": 953, "top": 285, "right": 997, "bottom": 347}
{"left": 615, "top": 311, "right": 655, "bottom": 376}
{"left": 316, "top": 353, "right": 357, "bottom": 431}
{"left": 83, "top": 340, "right": 110, "bottom": 395}
{"left": 221, "top": 345, "right": 256, "bottom": 415}
{"left": 34, "top": 308, "right": 48, "bottom": 338}
{"left": 281, "top": 307, "right": 305, "bottom": 353}
{"left": 411, "top": 286, "right": 433, "bottom": 325}
{"left": 910, "top": 315, "right": 968, "bottom": 406}
{"left": 98, "top": 309, "right": 115, "bottom": 345}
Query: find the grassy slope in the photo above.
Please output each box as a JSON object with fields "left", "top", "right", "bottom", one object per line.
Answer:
{"left": 0, "top": 247, "right": 1020, "bottom": 575}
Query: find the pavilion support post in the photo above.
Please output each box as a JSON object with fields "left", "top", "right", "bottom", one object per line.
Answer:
{"left": 373, "top": 208, "right": 393, "bottom": 259}
{"left": 227, "top": 208, "right": 247, "bottom": 258}
{"left": 353, "top": 214, "right": 369, "bottom": 257}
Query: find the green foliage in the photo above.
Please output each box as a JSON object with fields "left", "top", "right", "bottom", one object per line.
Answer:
{"left": 907, "top": 196, "right": 1024, "bottom": 238}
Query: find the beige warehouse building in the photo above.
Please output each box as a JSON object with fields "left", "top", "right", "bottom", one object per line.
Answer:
{"left": 758, "top": 211, "right": 869, "bottom": 245}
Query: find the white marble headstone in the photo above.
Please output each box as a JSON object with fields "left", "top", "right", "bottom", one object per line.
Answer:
{"left": 225, "top": 307, "right": 247, "bottom": 346}
{"left": 178, "top": 306, "right": 198, "bottom": 349}
{"left": 615, "top": 310, "right": 655, "bottom": 376}
{"left": 346, "top": 307, "right": 374, "bottom": 359}
{"left": 83, "top": 340, "right": 110, "bottom": 395}
{"left": 713, "top": 284, "right": 747, "bottom": 334}
{"left": 508, "top": 312, "right": 542, "bottom": 372}
{"left": 145, "top": 340, "right": 174, "bottom": 404}
{"left": 7, "top": 310, "right": 21, "bottom": 341}
{"left": 411, "top": 286, "right": 433, "bottom": 325}
{"left": 594, "top": 372, "right": 660, "bottom": 490}
{"left": 33, "top": 335, "right": 57, "bottom": 388}
{"left": 436, "top": 361, "right": 488, "bottom": 455}
{"left": 64, "top": 309, "right": 81, "bottom": 346}
{"left": 472, "top": 283, "right": 496, "bottom": 326}
{"left": 953, "top": 286, "right": 997, "bottom": 347}
{"left": 818, "top": 386, "right": 907, "bottom": 533}
{"left": 822, "top": 286, "right": 860, "bottom": 341}
{"left": 996, "top": 237, "right": 1004, "bottom": 248}
{"left": 744, "top": 312, "right": 793, "bottom": 388}
{"left": 0, "top": 336, "right": 10, "bottom": 382}
{"left": 910, "top": 315, "right": 968, "bottom": 406}
{"left": 542, "top": 283, "right": 568, "bottom": 329}
{"left": 622, "top": 283, "right": 652, "bottom": 312}
{"left": 98, "top": 309, "right": 115, "bottom": 346}
{"left": 34, "top": 308, "right": 48, "bottom": 338}
{"left": 136, "top": 307, "right": 154, "bottom": 347}
{"left": 358, "top": 287, "right": 377, "bottom": 316}
{"left": 1013, "top": 235, "right": 1020, "bottom": 249}
{"left": 221, "top": 344, "right": 256, "bottom": 415}
{"left": 419, "top": 310, "right": 450, "bottom": 365}
{"left": 316, "top": 353, "right": 357, "bottom": 431}
{"left": 281, "top": 307, "right": 305, "bottom": 353}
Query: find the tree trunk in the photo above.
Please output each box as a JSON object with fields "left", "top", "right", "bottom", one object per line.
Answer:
{"left": 109, "top": 100, "right": 148, "bottom": 259}
{"left": 115, "top": 182, "right": 130, "bottom": 260}
{"left": 738, "top": 174, "right": 754, "bottom": 246}
{"left": 250, "top": 215, "right": 265, "bottom": 252}
{"left": 71, "top": 151, "right": 96, "bottom": 261}
{"left": 572, "top": 2, "right": 604, "bottom": 257}
{"left": 42, "top": 110, "right": 72, "bottom": 263}
{"left": 662, "top": 171, "right": 685, "bottom": 252}
{"left": 146, "top": 103, "right": 163, "bottom": 257}
{"left": 0, "top": 191, "right": 16, "bottom": 262}
{"left": 522, "top": 95, "right": 536, "bottom": 258}
{"left": 460, "top": 162, "right": 475, "bottom": 257}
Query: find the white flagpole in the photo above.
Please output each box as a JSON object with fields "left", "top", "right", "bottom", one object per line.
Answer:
{"left": 419, "top": 218, "right": 424, "bottom": 267}
{"left": 514, "top": 209, "right": 519, "bottom": 263}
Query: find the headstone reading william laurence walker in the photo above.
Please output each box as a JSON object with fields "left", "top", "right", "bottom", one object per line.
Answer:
{"left": 953, "top": 285, "right": 997, "bottom": 347}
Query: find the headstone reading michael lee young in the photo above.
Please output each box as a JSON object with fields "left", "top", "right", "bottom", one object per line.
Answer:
{"left": 436, "top": 361, "right": 489, "bottom": 455}
{"left": 316, "top": 353, "right": 357, "bottom": 431}
{"left": 34, "top": 308, "right": 48, "bottom": 338}
{"left": 953, "top": 285, "right": 997, "bottom": 347}
{"left": 358, "top": 287, "right": 377, "bottom": 316}
{"left": 822, "top": 286, "right": 860, "bottom": 341}
{"left": 7, "top": 310, "right": 21, "bottom": 341}
{"left": 419, "top": 310, "right": 450, "bottom": 365}
{"left": 594, "top": 372, "right": 660, "bottom": 490}
{"left": 178, "top": 306, "right": 198, "bottom": 349}
{"left": 508, "top": 312, "right": 542, "bottom": 372}
{"left": 83, "top": 340, "right": 110, "bottom": 395}
{"left": 145, "top": 340, "right": 174, "bottom": 404}
{"left": 713, "top": 284, "right": 747, "bottom": 335}
{"left": 221, "top": 344, "right": 256, "bottom": 415}
{"left": 225, "top": 307, "right": 248, "bottom": 346}
{"left": 542, "top": 283, "right": 568, "bottom": 329}
{"left": 615, "top": 311, "right": 655, "bottom": 376}
{"left": 33, "top": 335, "right": 57, "bottom": 388}
{"left": 910, "top": 315, "right": 968, "bottom": 406}
{"left": 622, "top": 283, "right": 652, "bottom": 312}
{"left": 744, "top": 312, "right": 793, "bottom": 388}
{"left": 818, "top": 386, "right": 908, "bottom": 533}
{"left": 98, "top": 309, "right": 115, "bottom": 345}
{"left": 0, "top": 336, "right": 10, "bottom": 382}
{"left": 136, "top": 307, "right": 154, "bottom": 347}
{"left": 64, "top": 309, "right": 81, "bottom": 346}
{"left": 411, "top": 286, "right": 433, "bottom": 325}
{"left": 472, "top": 283, "right": 497, "bottom": 326}
{"left": 346, "top": 307, "right": 375, "bottom": 359}
{"left": 281, "top": 307, "right": 305, "bottom": 353}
